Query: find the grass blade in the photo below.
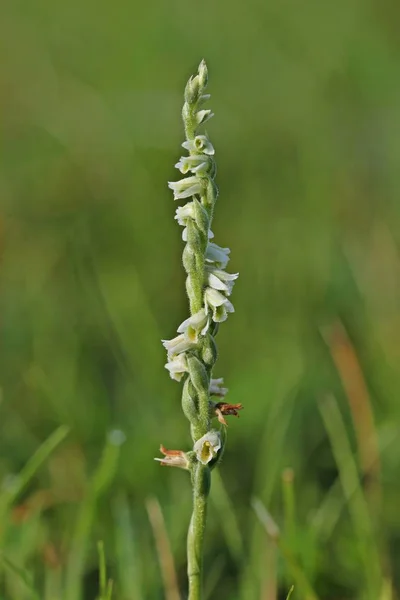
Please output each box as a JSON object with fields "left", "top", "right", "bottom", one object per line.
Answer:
{"left": 112, "top": 492, "right": 144, "bottom": 600}
{"left": 0, "top": 553, "right": 41, "bottom": 600}
{"left": 210, "top": 470, "right": 244, "bottom": 567}
{"left": 0, "top": 425, "right": 69, "bottom": 525}
{"left": 318, "top": 395, "right": 383, "bottom": 599}
{"left": 64, "top": 430, "right": 124, "bottom": 600}
{"left": 146, "top": 496, "right": 180, "bottom": 600}
{"left": 252, "top": 497, "right": 319, "bottom": 600}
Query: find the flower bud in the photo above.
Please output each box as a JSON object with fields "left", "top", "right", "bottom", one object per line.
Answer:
{"left": 185, "top": 75, "right": 200, "bottom": 104}
{"left": 198, "top": 60, "right": 208, "bottom": 89}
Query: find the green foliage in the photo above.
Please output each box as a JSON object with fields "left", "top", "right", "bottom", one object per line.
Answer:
{"left": 1, "top": 0, "right": 400, "bottom": 597}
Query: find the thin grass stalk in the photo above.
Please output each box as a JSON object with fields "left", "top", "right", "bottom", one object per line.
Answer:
{"left": 252, "top": 498, "right": 319, "bottom": 600}
{"left": 146, "top": 496, "right": 181, "bottom": 600}
{"left": 65, "top": 430, "right": 124, "bottom": 600}
{"left": 318, "top": 394, "right": 383, "bottom": 600}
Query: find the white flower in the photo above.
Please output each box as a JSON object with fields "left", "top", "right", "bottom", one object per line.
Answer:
{"left": 168, "top": 176, "right": 202, "bottom": 200}
{"left": 196, "top": 109, "right": 214, "bottom": 126}
{"left": 209, "top": 378, "right": 228, "bottom": 397}
{"left": 204, "top": 287, "right": 235, "bottom": 323}
{"left": 162, "top": 334, "right": 194, "bottom": 358}
{"left": 182, "top": 135, "right": 215, "bottom": 156}
{"left": 175, "top": 155, "right": 210, "bottom": 175}
{"left": 205, "top": 242, "right": 230, "bottom": 269}
{"left": 175, "top": 202, "right": 214, "bottom": 242}
{"left": 165, "top": 353, "right": 188, "bottom": 381}
{"left": 207, "top": 268, "right": 239, "bottom": 296}
{"left": 175, "top": 202, "right": 195, "bottom": 226}
{"left": 193, "top": 430, "right": 221, "bottom": 465}
{"left": 177, "top": 309, "right": 209, "bottom": 342}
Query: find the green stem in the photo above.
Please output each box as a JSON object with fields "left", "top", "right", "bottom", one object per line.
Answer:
{"left": 187, "top": 464, "right": 210, "bottom": 600}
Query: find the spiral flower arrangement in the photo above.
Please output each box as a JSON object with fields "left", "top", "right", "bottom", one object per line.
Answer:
{"left": 155, "top": 60, "right": 242, "bottom": 600}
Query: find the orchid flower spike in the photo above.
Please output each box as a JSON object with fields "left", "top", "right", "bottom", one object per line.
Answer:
{"left": 158, "top": 61, "right": 242, "bottom": 599}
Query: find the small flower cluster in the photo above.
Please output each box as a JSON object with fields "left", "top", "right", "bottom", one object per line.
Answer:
{"left": 163, "top": 64, "right": 238, "bottom": 383}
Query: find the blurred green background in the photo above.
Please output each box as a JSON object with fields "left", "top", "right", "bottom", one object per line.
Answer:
{"left": 1, "top": 0, "right": 400, "bottom": 598}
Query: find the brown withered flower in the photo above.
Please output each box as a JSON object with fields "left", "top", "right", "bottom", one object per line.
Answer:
{"left": 154, "top": 444, "right": 190, "bottom": 469}
{"left": 213, "top": 401, "right": 243, "bottom": 426}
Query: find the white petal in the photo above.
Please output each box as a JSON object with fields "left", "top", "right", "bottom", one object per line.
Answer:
{"left": 168, "top": 176, "right": 198, "bottom": 191}
{"left": 208, "top": 272, "right": 229, "bottom": 292}
{"left": 174, "top": 159, "right": 189, "bottom": 174}
{"left": 177, "top": 309, "right": 207, "bottom": 333}
{"left": 205, "top": 243, "right": 230, "bottom": 268}
{"left": 168, "top": 177, "right": 202, "bottom": 200}
{"left": 182, "top": 136, "right": 215, "bottom": 156}
{"left": 212, "top": 305, "right": 228, "bottom": 322}
{"left": 165, "top": 354, "right": 188, "bottom": 381}
{"left": 204, "top": 287, "right": 228, "bottom": 308}
{"left": 201, "top": 317, "right": 210, "bottom": 335}
{"left": 209, "top": 378, "right": 228, "bottom": 397}
{"left": 175, "top": 202, "right": 195, "bottom": 225}
{"left": 176, "top": 155, "right": 210, "bottom": 175}
{"left": 191, "top": 162, "right": 209, "bottom": 175}
{"left": 196, "top": 110, "right": 214, "bottom": 126}
{"left": 208, "top": 268, "right": 239, "bottom": 282}
{"left": 207, "top": 269, "right": 238, "bottom": 295}
{"left": 225, "top": 299, "right": 235, "bottom": 313}
{"left": 182, "top": 140, "right": 195, "bottom": 152}
{"left": 162, "top": 334, "right": 194, "bottom": 357}
{"left": 177, "top": 309, "right": 208, "bottom": 343}
{"left": 173, "top": 183, "right": 202, "bottom": 200}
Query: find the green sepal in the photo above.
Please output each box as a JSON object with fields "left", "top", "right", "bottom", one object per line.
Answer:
{"left": 182, "top": 377, "right": 200, "bottom": 427}
{"left": 201, "top": 334, "right": 218, "bottom": 368}
{"left": 206, "top": 177, "right": 218, "bottom": 206}
{"left": 193, "top": 198, "right": 210, "bottom": 237}
{"left": 182, "top": 244, "right": 196, "bottom": 274}
{"left": 186, "top": 219, "right": 207, "bottom": 254}
{"left": 187, "top": 354, "right": 209, "bottom": 396}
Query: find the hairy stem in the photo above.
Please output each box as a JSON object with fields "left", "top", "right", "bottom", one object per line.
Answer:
{"left": 187, "top": 464, "right": 210, "bottom": 600}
